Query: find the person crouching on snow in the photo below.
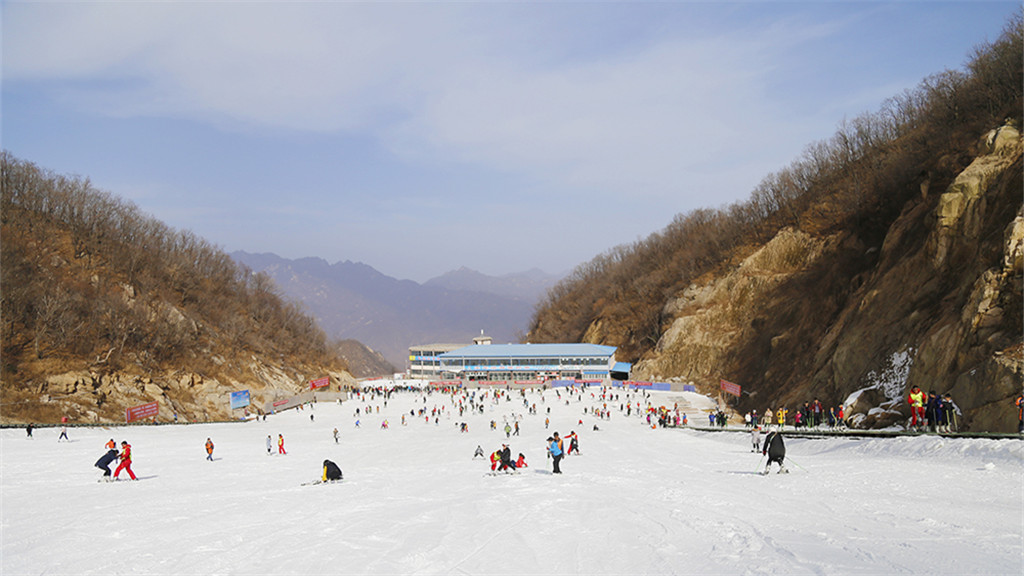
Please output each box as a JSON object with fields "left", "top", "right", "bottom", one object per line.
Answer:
{"left": 95, "top": 448, "right": 119, "bottom": 481}
{"left": 516, "top": 453, "right": 528, "bottom": 468}
{"left": 498, "top": 444, "right": 516, "bottom": 472}
{"left": 322, "top": 460, "right": 343, "bottom": 482}
{"left": 490, "top": 449, "right": 501, "bottom": 472}
{"left": 761, "top": 429, "right": 787, "bottom": 474}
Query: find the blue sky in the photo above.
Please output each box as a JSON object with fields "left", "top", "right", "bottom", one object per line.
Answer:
{"left": 3, "top": 2, "right": 1018, "bottom": 282}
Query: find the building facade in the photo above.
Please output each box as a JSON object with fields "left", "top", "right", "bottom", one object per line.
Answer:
{"left": 439, "top": 343, "right": 618, "bottom": 381}
{"left": 407, "top": 343, "right": 470, "bottom": 379}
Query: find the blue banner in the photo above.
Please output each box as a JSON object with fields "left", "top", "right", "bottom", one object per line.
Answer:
{"left": 230, "top": 390, "right": 250, "bottom": 410}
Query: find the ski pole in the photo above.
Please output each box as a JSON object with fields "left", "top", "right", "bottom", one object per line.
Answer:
{"left": 785, "top": 456, "right": 808, "bottom": 472}
{"left": 754, "top": 454, "right": 765, "bottom": 474}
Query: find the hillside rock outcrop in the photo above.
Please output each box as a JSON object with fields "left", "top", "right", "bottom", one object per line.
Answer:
{"left": 635, "top": 125, "right": 1023, "bottom": 432}
{"left": 17, "top": 363, "right": 356, "bottom": 424}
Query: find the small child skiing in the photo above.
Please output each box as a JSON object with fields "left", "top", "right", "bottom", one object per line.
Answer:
{"left": 266, "top": 435, "right": 272, "bottom": 455}
{"left": 515, "top": 453, "right": 528, "bottom": 468}
{"left": 58, "top": 426, "right": 69, "bottom": 442}
{"left": 333, "top": 428, "right": 339, "bottom": 444}
{"left": 205, "top": 438, "right": 215, "bottom": 461}
{"left": 473, "top": 445, "right": 485, "bottom": 459}
{"left": 751, "top": 427, "right": 761, "bottom": 453}
{"left": 278, "top": 434, "right": 286, "bottom": 455}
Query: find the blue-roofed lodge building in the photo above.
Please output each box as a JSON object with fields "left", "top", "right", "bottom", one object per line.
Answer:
{"left": 438, "top": 343, "right": 620, "bottom": 382}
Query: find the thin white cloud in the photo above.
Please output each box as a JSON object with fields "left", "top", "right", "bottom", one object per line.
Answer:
{"left": 5, "top": 3, "right": 840, "bottom": 204}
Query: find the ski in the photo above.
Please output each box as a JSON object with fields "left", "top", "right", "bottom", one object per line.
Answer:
{"left": 301, "top": 479, "right": 343, "bottom": 486}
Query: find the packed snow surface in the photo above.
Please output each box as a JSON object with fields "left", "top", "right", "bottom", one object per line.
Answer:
{"left": 3, "top": 387, "right": 1022, "bottom": 575}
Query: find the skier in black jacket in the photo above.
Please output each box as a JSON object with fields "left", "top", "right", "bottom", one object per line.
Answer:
{"left": 762, "top": 429, "right": 788, "bottom": 475}
{"left": 498, "top": 444, "right": 516, "bottom": 472}
{"left": 322, "top": 460, "right": 343, "bottom": 482}
{"left": 95, "top": 449, "right": 119, "bottom": 481}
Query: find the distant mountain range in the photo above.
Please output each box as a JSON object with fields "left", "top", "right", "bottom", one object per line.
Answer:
{"left": 231, "top": 252, "right": 563, "bottom": 372}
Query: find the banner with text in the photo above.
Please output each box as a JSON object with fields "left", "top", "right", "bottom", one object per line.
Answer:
{"left": 126, "top": 401, "right": 159, "bottom": 423}
{"left": 720, "top": 379, "right": 742, "bottom": 397}
{"left": 310, "top": 377, "right": 330, "bottom": 390}
{"left": 230, "top": 390, "right": 251, "bottom": 410}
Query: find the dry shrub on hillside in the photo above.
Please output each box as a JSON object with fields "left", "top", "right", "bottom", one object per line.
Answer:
{"left": 528, "top": 12, "right": 1023, "bottom": 362}
{"left": 1, "top": 153, "right": 345, "bottom": 384}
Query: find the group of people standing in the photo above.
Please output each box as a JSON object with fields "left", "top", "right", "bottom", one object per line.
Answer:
{"left": 749, "top": 400, "right": 845, "bottom": 431}
{"left": 906, "top": 386, "right": 962, "bottom": 432}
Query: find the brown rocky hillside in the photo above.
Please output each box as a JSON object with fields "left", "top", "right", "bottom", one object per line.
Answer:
{"left": 634, "top": 126, "right": 1021, "bottom": 432}
{"left": 1, "top": 154, "right": 355, "bottom": 424}
{"left": 528, "top": 14, "right": 1023, "bottom": 432}
{"left": 336, "top": 339, "right": 396, "bottom": 379}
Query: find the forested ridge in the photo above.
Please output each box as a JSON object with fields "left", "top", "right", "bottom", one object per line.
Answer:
{"left": 1, "top": 154, "right": 349, "bottom": 423}
{"left": 529, "top": 14, "right": 1022, "bottom": 363}
{"left": 527, "top": 14, "right": 1022, "bottom": 431}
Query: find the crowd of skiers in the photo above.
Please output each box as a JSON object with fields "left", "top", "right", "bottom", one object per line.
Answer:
{"left": 68, "top": 381, "right": 1020, "bottom": 485}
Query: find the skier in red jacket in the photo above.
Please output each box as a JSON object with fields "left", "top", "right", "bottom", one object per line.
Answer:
{"left": 907, "top": 386, "right": 927, "bottom": 429}
{"left": 113, "top": 441, "right": 137, "bottom": 480}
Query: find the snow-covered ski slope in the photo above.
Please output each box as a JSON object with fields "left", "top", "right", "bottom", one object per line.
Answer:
{"left": 2, "top": 388, "right": 1022, "bottom": 575}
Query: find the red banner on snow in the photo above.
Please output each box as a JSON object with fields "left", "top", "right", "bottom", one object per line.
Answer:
{"left": 309, "top": 377, "right": 330, "bottom": 390}
{"left": 126, "top": 401, "right": 158, "bottom": 423}
{"left": 720, "top": 379, "right": 742, "bottom": 397}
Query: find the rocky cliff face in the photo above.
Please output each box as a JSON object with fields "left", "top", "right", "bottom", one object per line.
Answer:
{"left": 8, "top": 362, "right": 356, "bottom": 425}
{"left": 634, "top": 125, "right": 1023, "bottom": 432}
